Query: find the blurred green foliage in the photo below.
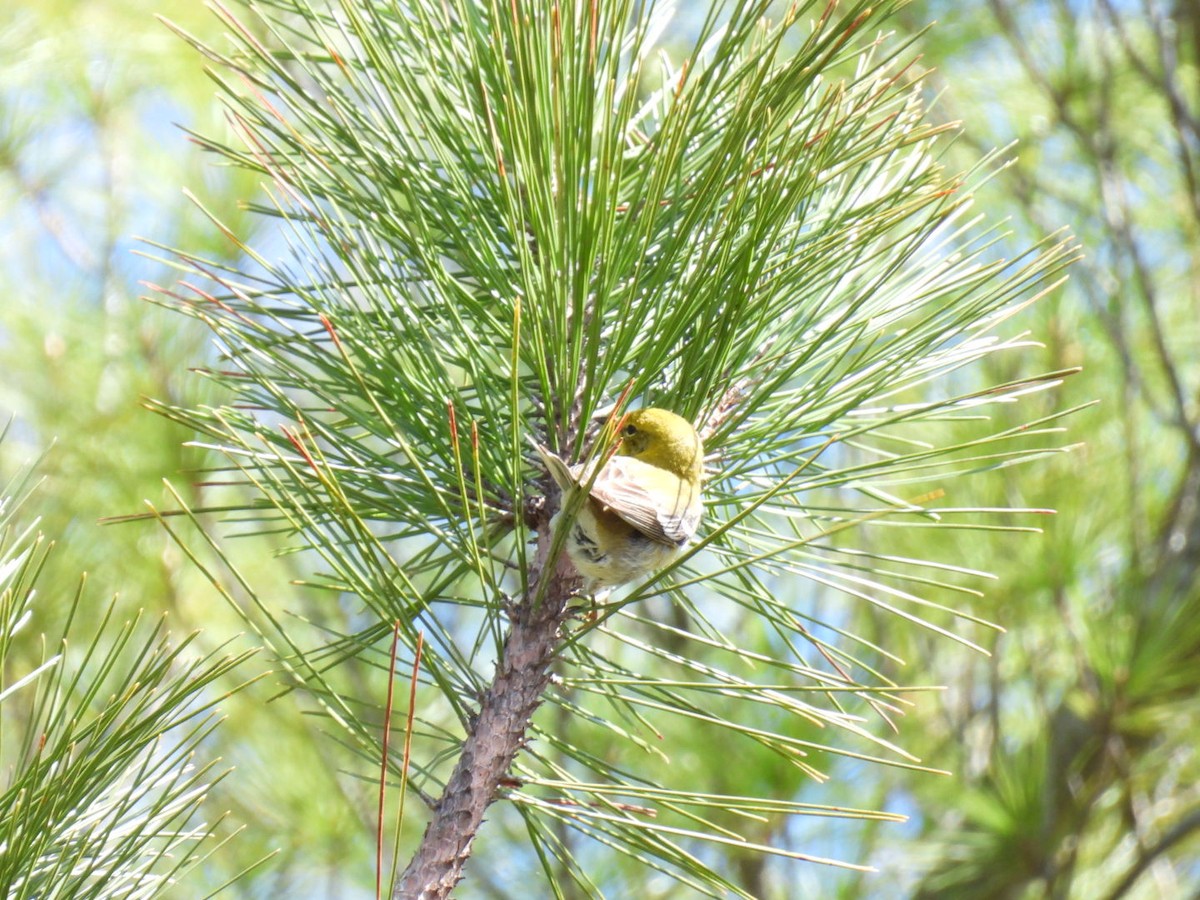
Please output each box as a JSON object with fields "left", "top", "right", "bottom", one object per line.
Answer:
{"left": 858, "top": 2, "right": 1200, "bottom": 898}
{"left": 1, "top": 4, "right": 376, "bottom": 896}
{"left": 0, "top": 0, "right": 254, "bottom": 609}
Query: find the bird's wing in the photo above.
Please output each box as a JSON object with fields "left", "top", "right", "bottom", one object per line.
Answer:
{"left": 534, "top": 444, "right": 700, "bottom": 545}
{"left": 587, "top": 456, "right": 700, "bottom": 546}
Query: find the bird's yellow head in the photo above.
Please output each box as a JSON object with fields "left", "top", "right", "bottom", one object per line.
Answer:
{"left": 617, "top": 408, "right": 704, "bottom": 483}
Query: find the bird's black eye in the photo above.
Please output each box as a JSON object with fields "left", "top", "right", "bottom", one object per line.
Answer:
{"left": 622, "top": 424, "right": 637, "bottom": 436}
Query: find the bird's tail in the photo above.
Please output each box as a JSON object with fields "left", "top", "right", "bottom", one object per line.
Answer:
{"left": 533, "top": 442, "right": 577, "bottom": 493}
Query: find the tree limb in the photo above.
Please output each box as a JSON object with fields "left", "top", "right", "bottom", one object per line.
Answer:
{"left": 395, "top": 512, "right": 577, "bottom": 899}
{"left": 1102, "top": 808, "right": 1200, "bottom": 900}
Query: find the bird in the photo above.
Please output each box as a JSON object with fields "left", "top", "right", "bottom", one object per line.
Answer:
{"left": 534, "top": 408, "right": 704, "bottom": 589}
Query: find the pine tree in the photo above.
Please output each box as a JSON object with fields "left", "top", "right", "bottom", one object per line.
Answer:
{"left": 148, "top": 1, "right": 1076, "bottom": 895}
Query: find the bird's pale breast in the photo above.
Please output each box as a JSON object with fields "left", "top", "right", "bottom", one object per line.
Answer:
{"left": 555, "top": 499, "right": 683, "bottom": 588}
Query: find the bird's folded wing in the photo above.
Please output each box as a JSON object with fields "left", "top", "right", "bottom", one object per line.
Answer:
{"left": 587, "top": 456, "right": 700, "bottom": 546}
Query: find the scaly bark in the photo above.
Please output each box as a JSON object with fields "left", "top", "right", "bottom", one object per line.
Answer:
{"left": 395, "top": 521, "right": 576, "bottom": 899}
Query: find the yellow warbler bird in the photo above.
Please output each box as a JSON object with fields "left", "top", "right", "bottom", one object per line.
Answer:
{"left": 535, "top": 408, "right": 704, "bottom": 589}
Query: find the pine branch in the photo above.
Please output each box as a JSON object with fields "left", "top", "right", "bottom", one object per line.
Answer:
{"left": 397, "top": 522, "right": 577, "bottom": 897}
{"left": 0, "top": 436, "right": 257, "bottom": 897}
